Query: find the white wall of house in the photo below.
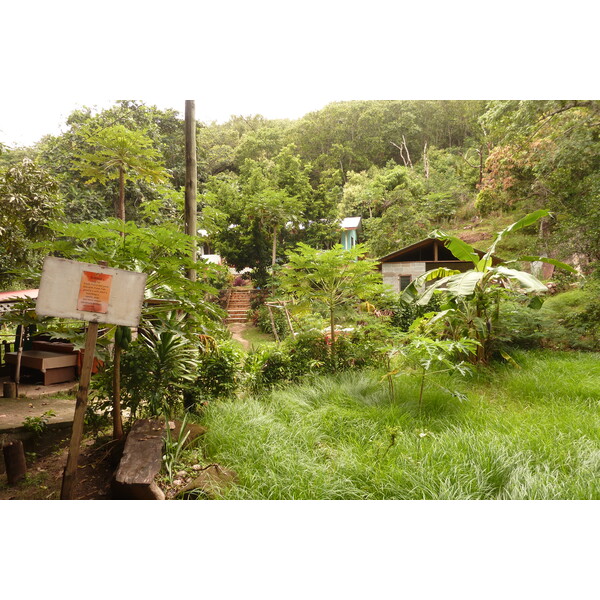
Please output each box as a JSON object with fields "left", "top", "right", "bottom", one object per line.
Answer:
{"left": 382, "top": 262, "right": 427, "bottom": 292}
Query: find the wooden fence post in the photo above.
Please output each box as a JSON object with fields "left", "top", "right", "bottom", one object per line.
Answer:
{"left": 3, "top": 440, "right": 27, "bottom": 484}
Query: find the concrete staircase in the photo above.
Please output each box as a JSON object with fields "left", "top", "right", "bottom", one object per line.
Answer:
{"left": 225, "top": 288, "right": 252, "bottom": 324}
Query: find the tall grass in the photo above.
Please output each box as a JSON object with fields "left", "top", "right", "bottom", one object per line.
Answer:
{"left": 196, "top": 350, "right": 600, "bottom": 499}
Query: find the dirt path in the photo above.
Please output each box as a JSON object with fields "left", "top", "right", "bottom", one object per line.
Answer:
{"left": 227, "top": 322, "right": 251, "bottom": 350}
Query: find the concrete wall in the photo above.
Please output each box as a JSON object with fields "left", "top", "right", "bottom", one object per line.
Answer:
{"left": 382, "top": 262, "right": 427, "bottom": 293}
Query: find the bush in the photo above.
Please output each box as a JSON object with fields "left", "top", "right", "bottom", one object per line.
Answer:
{"left": 285, "top": 330, "right": 330, "bottom": 378}
{"left": 496, "top": 301, "right": 549, "bottom": 350}
{"left": 377, "top": 292, "right": 441, "bottom": 331}
{"left": 239, "top": 322, "right": 395, "bottom": 392}
{"left": 495, "top": 286, "right": 600, "bottom": 353}
{"left": 243, "top": 344, "right": 293, "bottom": 392}
{"left": 193, "top": 342, "right": 242, "bottom": 401}
{"left": 251, "top": 304, "right": 289, "bottom": 339}
{"left": 538, "top": 285, "right": 600, "bottom": 351}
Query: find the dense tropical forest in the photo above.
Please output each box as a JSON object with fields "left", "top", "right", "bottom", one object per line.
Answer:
{"left": 1, "top": 99, "right": 599, "bottom": 500}
{"left": 2, "top": 99, "right": 599, "bottom": 287}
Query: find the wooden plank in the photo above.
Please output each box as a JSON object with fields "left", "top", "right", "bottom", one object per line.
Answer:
{"left": 114, "top": 419, "right": 165, "bottom": 485}
{"left": 60, "top": 322, "right": 99, "bottom": 500}
{"left": 44, "top": 366, "right": 76, "bottom": 385}
{"left": 6, "top": 351, "right": 78, "bottom": 369}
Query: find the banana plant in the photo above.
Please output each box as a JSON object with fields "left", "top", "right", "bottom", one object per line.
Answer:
{"left": 401, "top": 210, "right": 578, "bottom": 363}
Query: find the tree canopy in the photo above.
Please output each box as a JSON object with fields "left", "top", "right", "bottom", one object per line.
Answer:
{"left": 2, "top": 99, "right": 599, "bottom": 290}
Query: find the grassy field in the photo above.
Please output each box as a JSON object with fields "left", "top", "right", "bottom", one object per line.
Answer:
{"left": 196, "top": 349, "right": 600, "bottom": 499}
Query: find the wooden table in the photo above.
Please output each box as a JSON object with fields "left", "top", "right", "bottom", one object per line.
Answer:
{"left": 5, "top": 351, "right": 78, "bottom": 385}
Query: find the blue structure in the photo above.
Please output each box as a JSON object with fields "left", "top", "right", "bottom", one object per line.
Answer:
{"left": 340, "top": 217, "right": 361, "bottom": 249}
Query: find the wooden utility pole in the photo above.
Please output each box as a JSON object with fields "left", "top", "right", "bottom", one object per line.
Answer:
{"left": 185, "top": 100, "right": 198, "bottom": 282}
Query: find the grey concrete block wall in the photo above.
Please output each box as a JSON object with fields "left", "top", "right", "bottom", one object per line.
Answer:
{"left": 382, "top": 262, "right": 427, "bottom": 293}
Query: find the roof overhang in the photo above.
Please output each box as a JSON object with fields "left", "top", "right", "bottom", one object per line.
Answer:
{"left": 377, "top": 237, "right": 501, "bottom": 267}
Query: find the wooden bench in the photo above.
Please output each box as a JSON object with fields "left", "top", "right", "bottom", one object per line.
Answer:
{"left": 112, "top": 419, "right": 166, "bottom": 500}
{"left": 5, "top": 350, "right": 78, "bottom": 385}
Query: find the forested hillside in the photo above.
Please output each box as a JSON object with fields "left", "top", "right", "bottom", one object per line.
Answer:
{"left": 1, "top": 99, "right": 598, "bottom": 288}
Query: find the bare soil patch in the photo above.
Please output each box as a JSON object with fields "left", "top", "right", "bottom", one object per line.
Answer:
{"left": 0, "top": 434, "right": 121, "bottom": 500}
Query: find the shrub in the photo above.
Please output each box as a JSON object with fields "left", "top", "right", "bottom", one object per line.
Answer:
{"left": 538, "top": 285, "right": 600, "bottom": 351}
{"left": 193, "top": 342, "right": 242, "bottom": 401}
{"left": 496, "top": 301, "right": 549, "bottom": 350}
{"left": 377, "top": 292, "right": 441, "bottom": 331}
{"left": 251, "top": 304, "right": 289, "bottom": 339}
{"left": 284, "top": 330, "right": 330, "bottom": 378}
{"left": 243, "top": 345, "right": 293, "bottom": 392}
{"left": 493, "top": 286, "right": 600, "bottom": 353}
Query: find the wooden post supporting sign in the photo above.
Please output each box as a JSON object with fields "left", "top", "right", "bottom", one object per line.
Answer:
{"left": 60, "top": 321, "right": 99, "bottom": 499}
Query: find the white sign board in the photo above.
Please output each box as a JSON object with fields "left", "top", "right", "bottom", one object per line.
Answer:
{"left": 36, "top": 257, "right": 147, "bottom": 327}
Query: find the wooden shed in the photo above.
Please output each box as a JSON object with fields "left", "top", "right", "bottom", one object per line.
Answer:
{"left": 378, "top": 237, "right": 499, "bottom": 293}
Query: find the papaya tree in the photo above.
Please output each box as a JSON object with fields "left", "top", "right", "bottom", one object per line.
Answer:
{"left": 73, "top": 125, "right": 170, "bottom": 436}
{"left": 278, "top": 243, "right": 382, "bottom": 361}
{"left": 74, "top": 124, "right": 169, "bottom": 222}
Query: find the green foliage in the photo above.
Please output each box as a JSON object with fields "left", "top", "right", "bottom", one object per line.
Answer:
{"left": 402, "top": 211, "right": 577, "bottom": 362}
{"left": 74, "top": 124, "right": 170, "bottom": 221}
{"left": 478, "top": 100, "right": 600, "bottom": 261}
{"left": 376, "top": 291, "right": 441, "bottom": 331}
{"left": 163, "top": 413, "right": 191, "bottom": 482}
{"left": 238, "top": 320, "right": 397, "bottom": 390}
{"left": 251, "top": 304, "right": 289, "bottom": 338}
{"left": 75, "top": 124, "right": 167, "bottom": 186}
{"left": 364, "top": 203, "right": 431, "bottom": 258}
{"left": 198, "top": 350, "right": 600, "bottom": 499}
{"left": 35, "top": 101, "right": 185, "bottom": 223}
{"left": 283, "top": 330, "right": 330, "bottom": 378}
{"left": 193, "top": 342, "right": 242, "bottom": 401}
{"left": 22, "top": 410, "right": 56, "bottom": 435}
{"left": 91, "top": 316, "right": 203, "bottom": 421}
{"left": 0, "top": 158, "right": 63, "bottom": 286}
{"left": 277, "top": 243, "right": 383, "bottom": 357}
{"left": 538, "top": 283, "right": 600, "bottom": 350}
{"left": 243, "top": 344, "right": 294, "bottom": 392}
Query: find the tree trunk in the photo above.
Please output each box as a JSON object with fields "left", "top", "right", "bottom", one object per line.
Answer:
{"left": 118, "top": 167, "right": 126, "bottom": 223}
{"left": 112, "top": 344, "right": 124, "bottom": 440}
{"left": 3, "top": 382, "right": 16, "bottom": 398}
{"left": 272, "top": 227, "right": 278, "bottom": 267}
{"left": 267, "top": 305, "right": 280, "bottom": 342}
{"left": 329, "top": 306, "right": 336, "bottom": 364}
{"left": 478, "top": 146, "right": 484, "bottom": 187}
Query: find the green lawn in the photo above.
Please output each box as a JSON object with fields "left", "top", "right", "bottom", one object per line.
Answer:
{"left": 195, "top": 349, "right": 600, "bottom": 499}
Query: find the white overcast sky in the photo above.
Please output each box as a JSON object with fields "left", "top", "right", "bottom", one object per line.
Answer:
{"left": 1, "top": 0, "right": 597, "bottom": 147}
